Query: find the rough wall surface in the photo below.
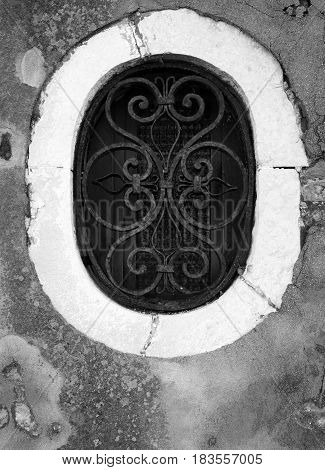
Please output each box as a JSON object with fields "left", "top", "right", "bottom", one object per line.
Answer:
{"left": 1, "top": 0, "right": 325, "bottom": 449}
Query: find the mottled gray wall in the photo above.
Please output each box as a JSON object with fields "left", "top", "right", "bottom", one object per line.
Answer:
{"left": 1, "top": 0, "right": 325, "bottom": 449}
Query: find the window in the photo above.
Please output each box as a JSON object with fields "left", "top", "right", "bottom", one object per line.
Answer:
{"left": 74, "top": 57, "right": 255, "bottom": 313}
{"left": 28, "top": 10, "right": 306, "bottom": 356}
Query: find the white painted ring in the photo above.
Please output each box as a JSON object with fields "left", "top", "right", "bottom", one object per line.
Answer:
{"left": 27, "top": 9, "right": 307, "bottom": 357}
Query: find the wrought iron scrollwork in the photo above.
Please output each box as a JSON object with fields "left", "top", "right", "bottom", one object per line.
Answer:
{"left": 75, "top": 61, "right": 255, "bottom": 313}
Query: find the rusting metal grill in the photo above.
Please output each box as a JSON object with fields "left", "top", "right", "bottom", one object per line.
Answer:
{"left": 74, "top": 57, "right": 255, "bottom": 313}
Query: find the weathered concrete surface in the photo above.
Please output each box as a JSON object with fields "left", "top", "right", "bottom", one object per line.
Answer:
{"left": 0, "top": 0, "right": 325, "bottom": 449}
{"left": 0, "top": 335, "right": 71, "bottom": 449}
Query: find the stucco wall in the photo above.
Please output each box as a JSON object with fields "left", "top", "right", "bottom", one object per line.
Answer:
{"left": 1, "top": 0, "right": 325, "bottom": 449}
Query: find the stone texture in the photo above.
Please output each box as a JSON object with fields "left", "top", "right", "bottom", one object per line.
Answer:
{"left": 303, "top": 160, "right": 325, "bottom": 181}
{"left": 302, "top": 180, "right": 325, "bottom": 202}
{"left": 0, "top": 335, "right": 71, "bottom": 449}
{"left": 0, "top": 406, "right": 9, "bottom": 430}
{"left": 301, "top": 160, "right": 325, "bottom": 228}
{"left": 294, "top": 401, "right": 325, "bottom": 432}
{"left": 2, "top": 361, "right": 23, "bottom": 383}
{"left": 12, "top": 402, "right": 41, "bottom": 438}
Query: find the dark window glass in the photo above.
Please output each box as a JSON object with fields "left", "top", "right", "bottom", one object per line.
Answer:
{"left": 74, "top": 57, "right": 255, "bottom": 313}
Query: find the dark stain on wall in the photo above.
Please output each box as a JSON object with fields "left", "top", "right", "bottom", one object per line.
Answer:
{"left": 283, "top": 0, "right": 311, "bottom": 18}
{"left": 0, "top": 133, "right": 12, "bottom": 161}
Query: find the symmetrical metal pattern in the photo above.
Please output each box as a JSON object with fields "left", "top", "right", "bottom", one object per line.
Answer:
{"left": 74, "top": 60, "right": 255, "bottom": 313}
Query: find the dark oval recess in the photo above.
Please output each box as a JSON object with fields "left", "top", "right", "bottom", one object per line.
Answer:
{"left": 74, "top": 56, "right": 256, "bottom": 314}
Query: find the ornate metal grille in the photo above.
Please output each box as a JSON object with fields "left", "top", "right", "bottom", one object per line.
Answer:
{"left": 74, "top": 58, "right": 255, "bottom": 313}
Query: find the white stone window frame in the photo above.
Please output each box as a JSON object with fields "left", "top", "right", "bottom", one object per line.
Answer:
{"left": 27, "top": 9, "right": 308, "bottom": 358}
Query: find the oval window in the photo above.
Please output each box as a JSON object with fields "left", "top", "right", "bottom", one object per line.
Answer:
{"left": 74, "top": 57, "right": 255, "bottom": 313}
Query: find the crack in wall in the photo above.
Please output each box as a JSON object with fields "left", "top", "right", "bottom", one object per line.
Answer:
{"left": 317, "top": 364, "right": 325, "bottom": 407}
{"left": 140, "top": 314, "right": 159, "bottom": 356}
{"left": 29, "top": 166, "right": 64, "bottom": 169}
{"left": 238, "top": 0, "right": 276, "bottom": 19}
{"left": 238, "top": 270, "right": 279, "bottom": 310}
{"left": 128, "top": 11, "right": 150, "bottom": 58}
{"left": 283, "top": 78, "right": 309, "bottom": 135}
